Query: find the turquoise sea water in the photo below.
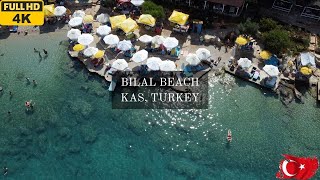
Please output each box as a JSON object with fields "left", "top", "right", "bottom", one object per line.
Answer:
{"left": 0, "top": 32, "right": 320, "bottom": 179}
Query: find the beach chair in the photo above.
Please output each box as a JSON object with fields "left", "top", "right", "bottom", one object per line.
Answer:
{"left": 252, "top": 71, "right": 260, "bottom": 81}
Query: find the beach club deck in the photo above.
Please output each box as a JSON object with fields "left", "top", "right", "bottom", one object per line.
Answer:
{"left": 224, "top": 64, "right": 280, "bottom": 91}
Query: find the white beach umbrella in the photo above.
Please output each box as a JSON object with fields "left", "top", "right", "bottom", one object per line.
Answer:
{"left": 96, "top": 25, "right": 111, "bottom": 36}
{"left": 69, "top": 17, "right": 83, "bottom": 27}
{"left": 163, "top": 37, "right": 179, "bottom": 50}
{"left": 263, "top": 65, "right": 279, "bottom": 77}
{"left": 67, "top": 29, "right": 81, "bottom": 40}
{"left": 300, "top": 52, "right": 316, "bottom": 66}
{"left": 186, "top": 53, "right": 201, "bottom": 66}
{"left": 112, "top": 59, "right": 129, "bottom": 71}
{"left": 73, "top": 10, "right": 85, "bottom": 18}
{"left": 54, "top": 6, "right": 67, "bottom": 16}
{"left": 146, "top": 57, "right": 162, "bottom": 71}
{"left": 237, "top": 58, "right": 252, "bottom": 69}
{"left": 96, "top": 13, "right": 110, "bottom": 23}
{"left": 196, "top": 48, "right": 211, "bottom": 61}
{"left": 132, "top": 50, "right": 148, "bottom": 63}
{"left": 139, "top": 34, "right": 153, "bottom": 43}
{"left": 103, "top": 34, "right": 120, "bottom": 45}
{"left": 159, "top": 60, "right": 177, "bottom": 71}
{"left": 83, "top": 47, "right": 99, "bottom": 57}
{"left": 117, "top": 40, "right": 132, "bottom": 51}
{"left": 152, "top": 35, "right": 165, "bottom": 45}
{"left": 131, "top": 0, "right": 144, "bottom": 6}
{"left": 77, "top": 34, "right": 94, "bottom": 46}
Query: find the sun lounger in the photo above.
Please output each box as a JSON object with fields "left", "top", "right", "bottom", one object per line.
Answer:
{"left": 252, "top": 70, "right": 260, "bottom": 81}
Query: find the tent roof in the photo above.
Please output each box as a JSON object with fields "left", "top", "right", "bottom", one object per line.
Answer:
{"left": 206, "top": 0, "right": 245, "bottom": 7}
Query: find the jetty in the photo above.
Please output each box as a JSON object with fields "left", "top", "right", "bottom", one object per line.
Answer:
{"left": 224, "top": 64, "right": 280, "bottom": 91}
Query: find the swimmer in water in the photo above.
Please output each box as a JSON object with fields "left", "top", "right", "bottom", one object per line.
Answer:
{"left": 3, "top": 167, "right": 8, "bottom": 176}
{"left": 43, "top": 49, "right": 48, "bottom": 55}
{"left": 34, "top": 48, "right": 39, "bottom": 53}
{"left": 33, "top": 80, "right": 37, "bottom": 86}
{"left": 38, "top": 52, "right": 42, "bottom": 58}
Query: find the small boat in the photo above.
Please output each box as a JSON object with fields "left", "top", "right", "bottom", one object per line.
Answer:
{"left": 227, "top": 129, "right": 232, "bottom": 142}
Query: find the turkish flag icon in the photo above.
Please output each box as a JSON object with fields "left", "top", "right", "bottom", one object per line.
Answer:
{"left": 276, "top": 154, "right": 319, "bottom": 180}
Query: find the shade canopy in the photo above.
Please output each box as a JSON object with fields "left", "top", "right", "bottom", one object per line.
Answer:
{"left": 163, "top": 37, "right": 179, "bottom": 49}
{"left": 67, "top": 29, "right": 81, "bottom": 40}
{"left": 152, "top": 35, "right": 165, "bottom": 45}
{"left": 112, "top": 59, "right": 128, "bottom": 71}
{"left": 132, "top": 50, "right": 148, "bottom": 63}
{"left": 235, "top": 36, "right": 249, "bottom": 45}
{"left": 73, "top": 10, "right": 85, "bottom": 18}
{"left": 83, "top": 47, "right": 99, "bottom": 57}
{"left": 54, "top": 6, "right": 67, "bottom": 16}
{"left": 109, "top": 15, "right": 126, "bottom": 29}
{"left": 117, "top": 40, "right": 132, "bottom": 51}
{"left": 73, "top": 44, "right": 85, "bottom": 51}
{"left": 77, "top": 34, "right": 94, "bottom": 46}
{"left": 168, "top": 10, "right": 189, "bottom": 25}
{"left": 263, "top": 65, "right": 279, "bottom": 77}
{"left": 96, "top": 13, "right": 110, "bottom": 23}
{"left": 260, "top": 50, "right": 272, "bottom": 60}
{"left": 196, "top": 48, "right": 211, "bottom": 61}
{"left": 186, "top": 53, "right": 201, "bottom": 66}
{"left": 146, "top": 57, "right": 162, "bottom": 71}
{"left": 69, "top": 17, "right": 83, "bottom": 27}
{"left": 83, "top": 15, "right": 94, "bottom": 23}
{"left": 237, "top": 58, "right": 252, "bottom": 69}
{"left": 93, "top": 50, "right": 105, "bottom": 58}
{"left": 103, "top": 34, "right": 120, "bottom": 45}
{"left": 139, "top": 34, "right": 153, "bottom": 43}
{"left": 119, "top": 18, "right": 139, "bottom": 34}
{"left": 44, "top": 4, "right": 55, "bottom": 17}
{"left": 131, "top": 0, "right": 145, "bottom": 6}
{"left": 160, "top": 60, "right": 177, "bottom": 71}
{"left": 300, "top": 52, "right": 316, "bottom": 66}
{"left": 137, "top": 14, "right": 156, "bottom": 27}
{"left": 96, "top": 25, "right": 111, "bottom": 36}
{"left": 300, "top": 67, "right": 312, "bottom": 75}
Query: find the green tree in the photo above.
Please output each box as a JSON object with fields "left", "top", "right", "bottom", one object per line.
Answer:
{"left": 141, "top": 1, "right": 165, "bottom": 19}
{"left": 259, "top": 18, "right": 279, "bottom": 32}
{"left": 263, "top": 29, "right": 291, "bottom": 55}
{"left": 238, "top": 20, "right": 259, "bottom": 36}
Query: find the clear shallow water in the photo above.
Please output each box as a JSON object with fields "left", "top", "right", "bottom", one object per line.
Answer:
{"left": 0, "top": 32, "right": 320, "bottom": 179}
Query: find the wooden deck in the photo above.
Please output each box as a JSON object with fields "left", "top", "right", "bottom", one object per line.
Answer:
{"left": 224, "top": 65, "right": 280, "bottom": 91}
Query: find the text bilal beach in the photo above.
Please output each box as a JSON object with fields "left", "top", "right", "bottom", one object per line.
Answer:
{"left": 121, "top": 77, "right": 200, "bottom": 103}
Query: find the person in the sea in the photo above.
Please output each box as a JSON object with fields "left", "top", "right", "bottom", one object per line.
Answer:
{"left": 43, "top": 49, "right": 48, "bottom": 55}
{"left": 33, "top": 80, "right": 37, "bottom": 86}
{"left": 9, "top": 91, "right": 13, "bottom": 97}
{"left": 38, "top": 52, "right": 42, "bottom": 59}
{"left": 34, "top": 48, "right": 39, "bottom": 53}
{"left": 24, "top": 31, "right": 28, "bottom": 36}
{"left": 26, "top": 77, "right": 30, "bottom": 83}
{"left": 3, "top": 166, "right": 8, "bottom": 176}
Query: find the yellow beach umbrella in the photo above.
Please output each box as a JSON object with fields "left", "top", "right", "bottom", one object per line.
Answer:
{"left": 44, "top": 4, "right": 55, "bottom": 17}
{"left": 93, "top": 50, "right": 105, "bottom": 58}
{"left": 137, "top": 14, "right": 156, "bottom": 27}
{"left": 83, "top": 15, "right": 94, "bottom": 23}
{"left": 73, "top": 44, "right": 85, "bottom": 51}
{"left": 235, "top": 36, "right": 249, "bottom": 46}
{"left": 300, "top": 67, "right": 312, "bottom": 75}
{"left": 109, "top": 15, "right": 126, "bottom": 29}
{"left": 119, "top": 18, "right": 139, "bottom": 34}
{"left": 168, "top": 10, "right": 189, "bottom": 25}
{"left": 260, "top": 50, "right": 272, "bottom": 60}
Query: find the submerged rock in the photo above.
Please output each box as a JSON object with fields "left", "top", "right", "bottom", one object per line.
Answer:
{"left": 167, "top": 160, "right": 200, "bottom": 179}
{"left": 80, "top": 125, "right": 98, "bottom": 144}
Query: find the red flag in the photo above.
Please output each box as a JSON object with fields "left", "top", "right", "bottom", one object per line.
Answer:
{"left": 276, "top": 154, "right": 319, "bottom": 180}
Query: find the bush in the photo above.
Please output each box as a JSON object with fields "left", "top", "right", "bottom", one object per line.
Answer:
{"left": 141, "top": 1, "right": 165, "bottom": 19}
{"left": 238, "top": 20, "right": 259, "bottom": 36}
{"left": 259, "top": 18, "right": 279, "bottom": 32}
{"left": 263, "top": 29, "right": 291, "bottom": 55}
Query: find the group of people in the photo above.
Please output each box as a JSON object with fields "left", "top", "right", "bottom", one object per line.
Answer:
{"left": 34, "top": 48, "right": 48, "bottom": 59}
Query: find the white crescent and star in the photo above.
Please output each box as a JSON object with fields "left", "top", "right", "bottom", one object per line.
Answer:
{"left": 282, "top": 160, "right": 298, "bottom": 177}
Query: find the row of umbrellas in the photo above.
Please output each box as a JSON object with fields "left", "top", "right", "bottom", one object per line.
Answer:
{"left": 44, "top": 5, "right": 69, "bottom": 17}
{"left": 69, "top": 11, "right": 110, "bottom": 27}
{"left": 111, "top": 58, "right": 176, "bottom": 71}
{"left": 73, "top": 45, "right": 105, "bottom": 59}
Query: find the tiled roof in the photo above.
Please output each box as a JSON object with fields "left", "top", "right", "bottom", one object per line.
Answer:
{"left": 206, "top": 0, "right": 245, "bottom": 7}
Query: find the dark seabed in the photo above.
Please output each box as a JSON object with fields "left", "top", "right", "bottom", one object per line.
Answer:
{"left": 0, "top": 32, "right": 320, "bottom": 179}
